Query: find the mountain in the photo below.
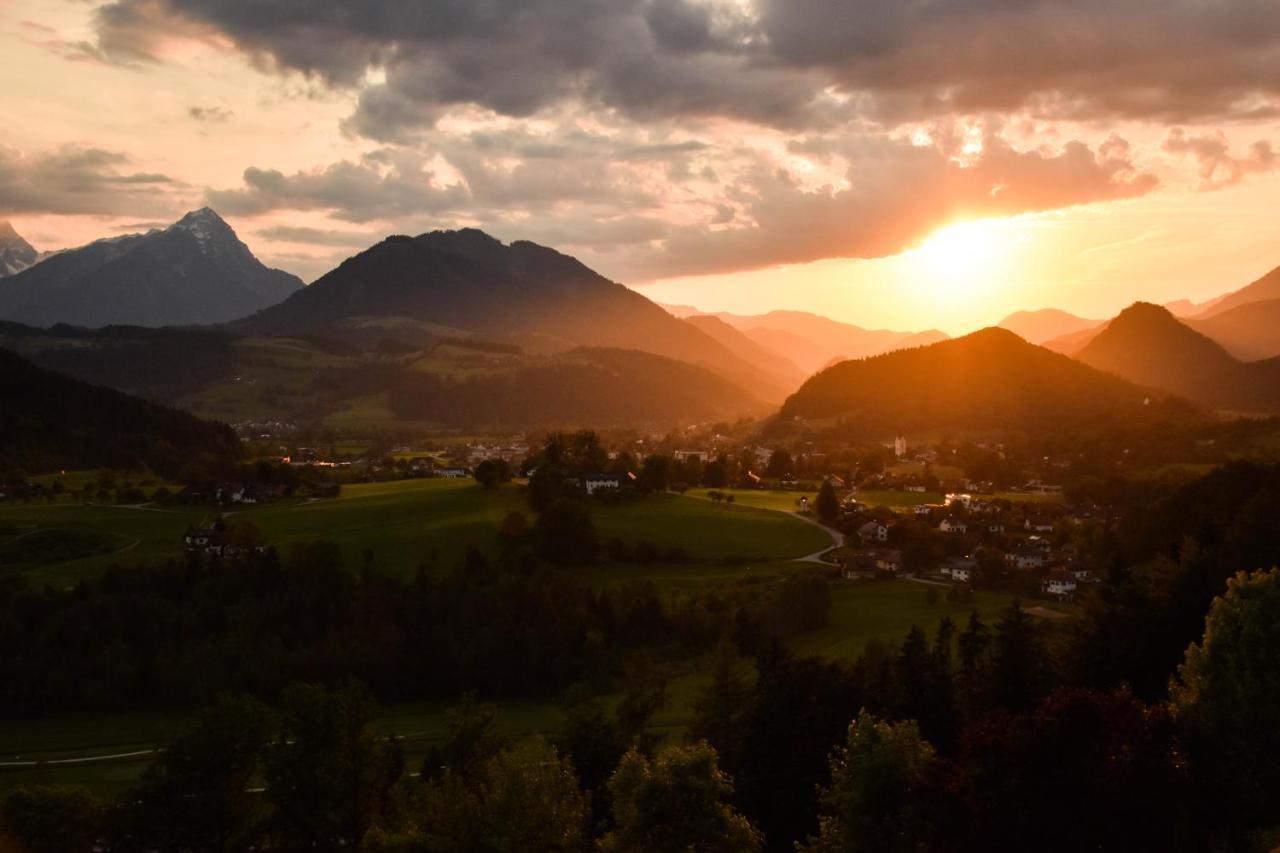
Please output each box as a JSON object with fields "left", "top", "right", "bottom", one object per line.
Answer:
{"left": 1075, "top": 302, "right": 1280, "bottom": 412}
{"left": 238, "top": 228, "right": 795, "bottom": 401}
{"left": 1194, "top": 265, "right": 1280, "bottom": 318}
{"left": 1188, "top": 298, "right": 1280, "bottom": 361}
{"left": 0, "top": 221, "right": 40, "bottom": 277}
{"left": 779, "top": 327, "right": 1194, "bottom": 434}
{"left": 703, "top": 310, "right": 948, "bottom": 374}
{"left": 0, "top": 346, "right": 239, "bottom": 476}
{"left": 1043, "top": 323, "right": 1106, "bottom": 355}
{"left": 387, "top": 346, "right": 768, "bottom": 429}
{"left": 0, "top": 209, "right": 303, "bottom": 327}
{"left": 997, "top": 308, "right": 1102, "bottom": 344}
{"left": 682, "top": 314, "right": 806, "bottom": 392}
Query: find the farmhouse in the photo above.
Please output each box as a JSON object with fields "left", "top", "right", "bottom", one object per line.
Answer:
{"left": 938, "top": 517, "right": 968, "bottom": 534}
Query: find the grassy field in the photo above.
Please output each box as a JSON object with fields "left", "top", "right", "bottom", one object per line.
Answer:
{"left": 699, "top": 488, "right": 818, "bottom": 513}
{"left": 854, "top": 489, "right": 945, "bottom": 508}
{"left": 792, "top": 579, "right": 1072, "bottom": 659}
{"left": 0, "top": 479, "right": 832, "bottom": 585}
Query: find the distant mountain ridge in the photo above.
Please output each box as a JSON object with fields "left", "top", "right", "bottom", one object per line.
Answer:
{"left": 694, "top": 309, "right": 948, "bottom": 374}
{"left": 238, "top": 228, "right": 798, "bottom": 402}
{"left": 0, "top": 221, "right": 41, "bottom": 277}
{"left": 1075, "top": 302, "right": 1280, "bottom": 412}
{"left": 779, "top": 327, "right": 1194, "bottom": 435}
{"left": 0, "top": 209, "right": 303, "bottom": 328}
{"left": 1192, "top": 264, "right": 1280, "bottom": 319}
{"left": 997, "top": 308, "right": 1102, "bottom": 344}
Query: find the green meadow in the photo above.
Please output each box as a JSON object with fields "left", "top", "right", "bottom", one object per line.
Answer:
{"left": 0, "top": 478, "right": 831, "bottom": 586}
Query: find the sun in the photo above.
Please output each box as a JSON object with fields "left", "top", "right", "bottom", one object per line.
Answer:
{"left": 904, "top": 218, "right": 1021, "bottom": 302}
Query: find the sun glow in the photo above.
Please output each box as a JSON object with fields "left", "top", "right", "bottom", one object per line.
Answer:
{"left": 904, "top": 218, "right": 1023, "bottom": 303}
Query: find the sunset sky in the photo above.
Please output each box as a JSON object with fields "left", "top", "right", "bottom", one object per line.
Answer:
{"left": 2, "top": 0, "right": 1278, "bottom": 334}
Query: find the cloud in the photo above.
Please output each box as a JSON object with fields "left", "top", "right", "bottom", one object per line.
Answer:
{"left": 90, "top": 0, "right": 1280, "bottom": 140}
{"left": 189, "top": 105, "right": 233, "bottom": 122}
{"left": 1163, "top": 128, "right": 1278, "bottom": 190}
{"left": 202, "top": 126, "right": 1156, "bottom": 281}
{"left": 0, "top": 145, "right": 185, "bottom": 217}
{"left": 255, "top": 225, "right": 380, "bottom": 246}
{"left": 204, "top": 151, "right": 470, "bottom": 222}
{"left": 637, "top": 131, "right": 1159, "bottom": 279}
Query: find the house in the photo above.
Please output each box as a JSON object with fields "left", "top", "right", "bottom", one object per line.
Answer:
{"left": 939, "top": 517, "right": 968, "bottom": 534}
{"left": 857, "top": 521, "right": 889, "bottom": 544}
{"left": 986, "top": 521, "right": 1005, "bottom": 534}
{"left": 1043, "top": 572, "right": 1078, "bottom": 600}
{"left": 1004, "top": 550, "right": 1044, "bottom": 571}
{"left": 584, "top": 474, "right": 623, "bottom": 495}
{"left": 939, "top": 556, "right": 976, "bottom": 582}
{"left": 436, "top": 467, "right": 469, "bottom": 478}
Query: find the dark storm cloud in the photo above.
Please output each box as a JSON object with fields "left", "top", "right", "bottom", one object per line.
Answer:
{"left": 92, "top": 0, "right": 1280, "bottom": 134}
{"left": 754, "top": 0, "right": 1280, "bottom": 122}
{"left": 0, "top": 145, "right": 182, "bottom": 217}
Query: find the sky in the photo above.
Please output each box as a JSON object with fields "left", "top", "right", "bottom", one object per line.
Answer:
{"left": 1, "top": 0, "right": 1278, "bottom": 335}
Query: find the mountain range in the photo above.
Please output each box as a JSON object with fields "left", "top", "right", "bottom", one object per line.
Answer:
{"left": 778, "top": 327, "right": 1194, "bottom": 435}
{"left": 0, "top": 209, "right": 302, "bottom": 327}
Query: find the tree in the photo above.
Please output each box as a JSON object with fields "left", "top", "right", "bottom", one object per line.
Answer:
{"left": 264, "top": 682, "right": 399, "bottom": 851}
{"left": 600, "top": 742, "right": 762, "bottom": 853}
{"left": 800, "top": 711, "right": 939, "bottom": 853}
{"left": 374, "top": 739, "right": 589, "bottom": 852}
{"left": 1173, "top": 568, "right": 1280, "bottom": 839}
{"left": 534, "top": 498, "right": 599, "bottom": 564}
{"left": 816, "top": 478, "right": 840, "bottom": 525}
{"left": 2, "top": 785, "right": 103, "bottom": 853}
{"left": 473, "top": 458, "right": 512, "bottom": 489}
{"left": 115, "top": 695, "right": 273, "bottom": 852}
{"left": 991, "top": 600, "right": 1046, "bottom": 713}
{"left": 691, "top": 641, "right": 754, "bottom": 770}
{"left": 766, "top": 449, "right": 793, "bottom": 479}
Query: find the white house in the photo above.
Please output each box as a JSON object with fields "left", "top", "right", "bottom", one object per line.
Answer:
{"left": 939, "top": 517, "right": 968, "bottom": 534}
{"left": 1025, "top": 516, "right": 1055, "bottom": 533}
{"left": 951, "top": 566, "right": 972, "bottom": 583}
{"left": 858, "top": 521, "right": 889, "bottom": 543}
{"left": 1005, "top": 550, "right": 1044, "bottom": 571}
{"left": 1044, "top": 573, "right": 1078, "bottom": 600}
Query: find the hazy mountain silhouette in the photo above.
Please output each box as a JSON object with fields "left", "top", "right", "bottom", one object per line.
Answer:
{"left": 779, "top": 327, "right": 1190, "bottom": 434}
{"left": 1188, "top": 297, "right": 1280, "bottom": 361}
{"left": 0, "top": 346, "right": 238, "bottom": 475}
{"left": 1075, "top": 302, "right": 1280, "bottom": 412}
{"left": 998, "top": 308, "right": 1102, "bottom": 344}
{"left": 682, "top": 314, "right": 806, "bottom": 391}
{"left": 0, "top": 209, "right": 302, "bottom": 328}
{"left": 1193, "top": 265, "right": 1280, "bottom": 318}
{"left": 700, "top": 309, "right": 948, "bottom": 374}
{"left": 239, "top": 228, "right": 797, "bottom": 401}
